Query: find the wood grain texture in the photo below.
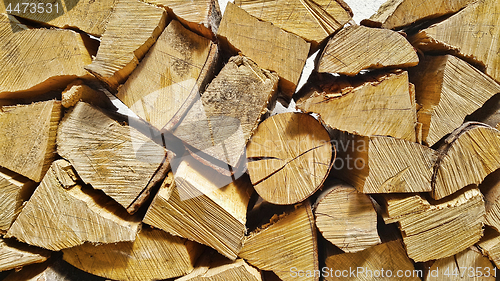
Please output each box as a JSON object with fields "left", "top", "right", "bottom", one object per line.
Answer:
{"left": 62, "top": 80, "right": 114, "bottom": 109}
{"left": 85, "top": 0, "right": 168, "bottom": 90}
{"left": 318, "top": 25, "right": 418, "bottom": 76}
{"left": 63, "top": 226, "right": 203, "bottom": 281}
{"left": 0, "top": 14, "right": 92, "bottom": 98}
{"left": 217, "top": 2, "right": 310, "bottom": 98}
{"left": 246, "top": 112, "right": 332, "bottom": 205}
{"left": 0, "top": 238, "right": 50, "bottom": 272}
{"left": 0, "top": 100, "right": 61, "bottom": 182}
{"left": 57, "top": 102, "right": 169, "bottom": 213}
{"left": 482, "top": 170, "right": 500, "bottom": 232}
{"left": 478, "top": 228, "right": 500, "bottom": 270}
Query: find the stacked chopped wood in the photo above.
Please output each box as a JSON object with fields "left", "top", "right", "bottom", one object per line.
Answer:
{"left": 0, "top": 0, "right": 500, "bottom": 280}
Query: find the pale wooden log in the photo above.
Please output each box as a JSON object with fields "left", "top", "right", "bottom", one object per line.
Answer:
{"left": 217, "top": 2, "right": 310, "bottom": 98}
{"left": 410, "top": 0, "right": 500, "bottom": 83}
{"left": 143, "top": 158, "right": 253, "bottom": 260}
{"left": 62, "top": 80, "right": 114, "bottom": 109}
{"left": 6, "top": 160, "right": 141, "bottom": 251}
{"left": 477, "top": 227, "right": 500, "bottom": 269}
{"left": 246, "top": 112, "right": 332, "bottom": 205}
{"left": 331, "top": 130, "right": 437, "bottom": 193}
{"left": 426, "top": 246, "right": 495, "bottom": 280}
{"left": 383, "top": 186, "right": 485, "bottom": 262}
{"left": 318, "top": 25, "right": 418, "bottom": 76}
{"left": 361, "top": 0, "right": 476, "bottom": 30}
{"left": 0, "top": 238, "right": 50, "bottom": 272}
{"left": 85, "top": 0, "right": 168, "bottom": 90}
{"left": 324, "top": 240, "right": 421, "bottom": 281}
{"left": 234, "top": 0, "right": 352, "bottom": 44}
{"left": 0, "top": 100, "right": 61, "bottom": 182}
{"left": 57, "top": 102, "right": 169, "bottom": 213}
{"left": 479, "top": 169, "right": 500, "bottom": 232}
{"left": 314, "top": 180, "right": 381, "bottom": 253}
{"left": 63, "top": 226, "right": 203, "bottom": 281}
{"left": 0, "top": 168, "right": 36, "bottom": 233}
{"left": 432, "top": 122, "right": 500, "bottom": 200}
{"left": 239, "top": 201, "right": 318, "bottom": 281}
{"left": 0, "top": 0, "right": 115, "bottom": 36}
{"left": 297, "top": 70, "right": 418, "bottom": 142}
{"left": 409, "top": 55, "right": 500, "bottom": 146}
{"left": 0, "top": 14, "right": 92, "bottom": 98}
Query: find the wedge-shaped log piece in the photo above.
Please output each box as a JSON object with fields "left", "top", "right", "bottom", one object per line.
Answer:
{"left": 383, "top": 187, "right": 485, "bottom": 262}
{"left": 409, "top": 55, "right": 500, "bottom": 146}
{"left": 217, "top": 3, "right": 310, "bottom": 98}
{"left": 482, "top": 169, "right": 500, "bottom": 232}
{"left": 331, "top": 130, "right": 437, "bottom": 193}
{"left": 362, "top": 0, "right": 476, "bottom": 30}
{"left": 411, "top": 0, "right": 500, "bottom": 83}
{"left": 315, "top": 180, "right": 380, "bottom": 253}
{"left": 63, "top": 226, "right": 203, "bottom": 281}
{"left": 6, "top": 160, "right": 141, "bottom": 251}
{"left": 57, "top": 102, "right": 169, "bottom": 213}
{"left": 246, "top": 112, "right": 332, "bottom": 205}
{"left": 0, "top": 14, "right": 92, "bottom": 98}
{"left": 0, "top": 168, "right": 36, "bottom": 233}
{"left": 318, "top": 25, "right": 418, "bottom": 76}
{"left": 239, "top": 201, "right": 318, "bottom": 281}
{"left": 0, "top": 100, "right": 61, "bottom": 182}
{"left": 0, "top": 238, "right": 50, "bottom": 272}
{"left": 234, "top": 0, "right": 352, "bottom": 44}
{"left": 144, "top": 160, "right": 253, "bottom": 260}
{"left": 0, "top": 0, "right": 115, "bottom": 36}
{"left": 324, "top": 240, "right": 420, "bottom": 281}
{"left": 62, "top": 80, "right": 114, "bottom": 109}
{"left": 297, "top": 70, "right": 417, "bottom": 142}
{"left": 85, "top": 0, "right": 167, "bottom": 89}
{"left": 478, "top": 228, "right": 500, "bottom": 269}
{"left": 432, "top": 122, "right": 500, "bottom": 200}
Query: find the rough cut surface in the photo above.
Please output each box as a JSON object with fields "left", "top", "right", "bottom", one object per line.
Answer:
{"left": 176, "top": 255, "right": 262, "bottom": 281}
{"left": 0, "top": 238, "right": 50, "bottom": 272}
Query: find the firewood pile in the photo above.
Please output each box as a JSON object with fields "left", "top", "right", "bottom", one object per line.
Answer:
{"left": 1, "top": 0, "right": 500, "bottom": 280}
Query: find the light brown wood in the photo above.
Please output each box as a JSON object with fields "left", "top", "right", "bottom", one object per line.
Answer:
{"left": 0, "top": 238, "right": 50, "bottom": 272}
{"left": 479, "top": 169, "right": 500, "bottom": 232}
{"left": 57, "top": 102, "right": 170, "bottom": 214}
{"left": 362, "top": 0, "right": 476, "bottom": 29}
{"left": 239, "top": 201, "right": 318, "bottom": 281}
{"left": 477, "top": 227, "right": 500, "bottom": 270}
{"left": 246, "top": 112, "right": 332, "bottom": 205}
{"left": 217, "top": 2, "right": 310, "bottom": 98}
{"left": 143, "top": 158, "right": 253, "bottom": 260}
{"left": 383, "top": 186, "right": 485, "bottom": 262}
{"left": 0, "top": 100, "right": 61, "bottom": 182}
{"left": 432, "top": 122, "right": 500, "bottom": 200}
{"left": 314, "top": 180, "right": 381, "bottom": 253}
{"left": 410, "top": 0, "right": 500, "bottom": 83}
{"left": 297, "top": 70, "right": 418, "bottom": 142}
{"left": 6, "top": 159, "right": 141, "bottom": 251}
{"left": 0, "top": 14, "right": 92, "bottom": 98}
{"left": 62, "top": 80, "right": 114, "bottom": 109}
{"left": 85, "top": 0, "right": 168, "bottom": 90}
{"left": 409, "top": 55, "right": 500, "bottom": 146}
{"left": 63, "top": 226, "right": 203, "bottom": 281}
{"left": 318, "top": 25, "right": 418, "bottom": 76}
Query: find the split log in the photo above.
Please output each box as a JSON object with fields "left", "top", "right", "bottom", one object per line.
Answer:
{"left": 361, "top": 0, "right": 476, "bottom": 30}
{"left": 383, "top": 186, "right": 485, "bottom": 262}
{"left": 296, "top": 70, "right": 418, "bottom": 142}
{"left": 234, "top": 0, "right": 352, "bottom": 44}
{"left": 143, "top": 158, "right": 253, "bottom": 260}
{"left": 61, "top": 80, "right": 114, "bottom": 109}
{"left": 246, "top": 112, "right": 332, "bottom": 205}
{"left": 239, "top": 201, "right": 318, "bottom": 281}
{"left": 426, "top": 247, "right": 495, "bottom": 280}
{"left": 480, "top": 169, "right": 500, "bottom": 232}
{"left": 217, "top": 2, "right": 310, "bottom": 98}
{"left": 331, "top": 130, "right": 437, "bottom": 193}
{"left": 85, "top": 0, "right": 168, "bottom": 90}
{"left": 6, "top": 160, "right": 141, "bottom": 251}
{"left": 410, "top": 0, "right": 500, "bottom": 83}
{"left": 0, "top": 100, "right": 61, "bottom": 182}
{"left": 432, "top": 122, "right": 500, "bottom": 200}
{"left": 317, "top": 25, "right": 418, "bottom": 76}
{"left": 0, "top": 238, "right": 50, "bottom": 272}
{"left": 57, "top": 102, "right": 170, "bottom": 214}
{"left": 0, "top": 14, "right": 92, "bottom": 98}
{"left": 324, "top": 240, "right": 421, "bottom": 281}
{"left": 409, "top": 55, "right": 500, "bottom": 146}
{"left": 62, "top": 226, "right": 203, "bottom": 281}
{"left": 0, "top": 168, "right": 36, "bottom": 233}
{"left": 314, "top": 180, "right": 381, "bottom": 253}
{"left": 477, "top": 227, "right": 500, "bottom": 270}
